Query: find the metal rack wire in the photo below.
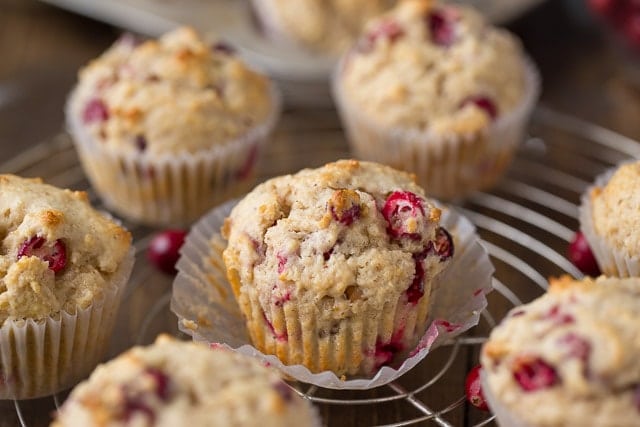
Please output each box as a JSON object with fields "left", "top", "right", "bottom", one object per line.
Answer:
{"left": 0, "top": 106, "right": 637, "bottom": 426}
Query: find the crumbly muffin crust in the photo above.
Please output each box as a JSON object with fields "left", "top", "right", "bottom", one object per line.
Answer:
{"left": 254, "top": 0, "right": 396, "bottom": 54}
{"left": 590, "top": 161, "right": 640, "bottom": 258}
{"left": 0, "top": 175, "right": 131, "bottom": 324}
{"left": 51, "top": 335, "right": 317, "bottom": 427}
{"left": 222, "top": 160, "right": 453, "bottom": 375}
{"left": 339, "top": 0, "right": 526, "bottom": 134}
{"left": 481, "top": 275, "right": 640, "bottom": 427}
{"left": 68, "top": 27, "right": 273, "bottom": 155}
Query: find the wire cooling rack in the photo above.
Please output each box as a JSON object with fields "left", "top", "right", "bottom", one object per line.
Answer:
{"left": 0, "top": 105, "right": 638, "bottom": 426}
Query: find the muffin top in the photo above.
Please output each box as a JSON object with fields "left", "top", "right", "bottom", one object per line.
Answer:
{"left": 338, "top": 0, "right": 526, "bottom": 134}
{"left": 255, "top": 0, "right": 396, "bottom": 54}
{"left": 222, "top": 159, "right": 453, "bottom": 320}
{"left": 589, "top": 161, "right": 640, "bottom": 257}
{"left": 67, "top": 27, "right": 275, "bottom": 156}
{"left": 0, "top": 175, "right": 132, "bottom": 325}
{"left": 481, "top": 275, "right": 640, "bottom": 427}
{"left": 51, "top": 335, "right": 318, "bottom": 427}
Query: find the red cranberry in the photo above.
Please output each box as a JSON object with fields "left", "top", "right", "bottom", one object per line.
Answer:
{"left": 542, "top": 305, "right": 574, "bottom": 325}
{"left": 382, "top": 191, "right": 426, "bottom": 239}
{"left": 330, "top": 204, "right": 360, "bottom": 226}
{"left": 461, "top": 96, "right": 498, "bottom": 120}
{"left": 634, "top": 384, "right": 640, "bottom": 411}
{"left": 558, "top": 333, "right": 591, "bottom": 363}
{"left": 212, "top": 41, "right": 236, "bottom": 55}
{"left": 273, "top": 381, "right": 293, "bottom": 401}
{"left": 568, "top": 231, "right": 601, "bottom": 276}
{"left": 122, "top": 398, "right": 155, "bottom": 422}
{"left": 262, "top": 312, "right": 288, "bottom": 341}
{"left": 624, "top": 13, "right": 640, "bottom": 49}
{"left": 512, "top": 356, "right": 559, "bottom": 392}
{"left": 431, "top": 226, "right": 454, "bottom": 261}
{"left": 428, "top": 10, "right": 456, "bottom": 46}
{"left": 406, "top": 257, "right": 425, "bottom": 304}
{"left": 357, "top": 20, "right": 404, "bottom": 52}
{"left": 277, "top": 253, "right": 287, "bottom": 274}
{"left": 374, "top": 339, "right": 403, "bottom": 370}
{"left": 465, "top": 365, "right": 489, "bottom": 411}
{"left": 144, "top": 368, "right": 171, "bottom": 401}
{"left": 82, "top": 98, "right": 109, "bottom": 124}
{"left": 327, "top": 189, "right": 361, "bottom": 226}
{"left": 18, "top": 236, "right": 67, "bottom": 273}
{"left": 588, "top": 0, "right": 621, "bottom": 19}
{"left": 135, "top": 134, "right": 147, "bottom": 152}
{"left": 147, "top": 230, "right": 187, "bottom": 275}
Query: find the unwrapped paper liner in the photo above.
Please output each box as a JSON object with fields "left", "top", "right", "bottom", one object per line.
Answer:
{"left": 171, "top": 199, "right": 493, "bottom": 390}
{"left": 66, "top": 85, "right": 281, "bottom": 228}
{"left": 482, "top": 370, "right": 532, "bottom": 427}
{"left": 579, "top": 163, "right": 640, "bottom": 277}
{"left": 0, "top": 247, "right": 134, "bottom": 399}
{"left": 331, "top": 57, "right": 540, "bottom": 200}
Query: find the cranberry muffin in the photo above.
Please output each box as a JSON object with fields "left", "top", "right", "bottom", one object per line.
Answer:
{"left": 251, "top": 0, "right": 397, "bottom": 55}
{"left": 481, "top": 275, "right": 640, "bottom": 427}
{"left": 51, "top": 335, "right": 319, "bottom": 427}
{"left": 580, "top": 161, "right": 640, "bottom": 277}
{"left": 0, "top": 175, "right": 133, "bottom": 399}
{"left": 333, "top": 0, "right": 539, "bottom": 199}
{"left": 66, "top": 27, "right": 280, "bottom": 226}
{"left": 222, "top": 160, "right": 454, "bottom": 377}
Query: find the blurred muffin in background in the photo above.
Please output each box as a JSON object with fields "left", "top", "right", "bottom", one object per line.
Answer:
{"left": 332, "top": 0, "right": 539, "bottom": 200}
{"left": 66, "top": 27, "right": 281, "bottom": 227}
{"left": 251, "top": 0, "right": 397, "bottom": 55}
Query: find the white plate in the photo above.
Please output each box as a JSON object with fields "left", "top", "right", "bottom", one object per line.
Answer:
{"left": 41, "top": 0, "right": 545, "bottom": 105}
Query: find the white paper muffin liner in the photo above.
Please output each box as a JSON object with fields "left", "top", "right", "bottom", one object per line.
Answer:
{"left": 481, "top": 371, "right": 532, "bottom": 427}
{"left": 171, "top": 199, "right": 494, "bottom": 390}
{"left": 0, "top": 247, "right": 134, "bottom": 400}
{"left": 579, "top": 164, "right": 640, "bottom": 277}
{"left": 66, "top": 86, "right": 281, "bottom": 228}
{"left": 331, "top": 57, "right": 540, "bottom": 200}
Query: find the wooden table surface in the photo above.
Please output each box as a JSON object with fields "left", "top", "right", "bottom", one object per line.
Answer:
{"left": 1, "top": 1, "right": 640, "bottom": 426}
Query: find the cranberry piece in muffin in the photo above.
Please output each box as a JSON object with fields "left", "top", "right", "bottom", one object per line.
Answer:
{"left": 512, "top": 356, "right": 559, "bottom": 392}
{"left": 82, "top": 98, "right": 109, "bottom": 124}
{"left": 18, "top": 236, "right": 67, "bottom": 273}
{"left": 382, "top": 191, "right": 426, "bottom": 239}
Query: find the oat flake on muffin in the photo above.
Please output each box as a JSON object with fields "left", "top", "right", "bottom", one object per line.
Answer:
{"left": 51, "top": 335, "right": 319, "bottom": 427}
{"left": 481, "top": 275, "right": 640, "bottom": 427}
{"left": 222, "top": 159, "right": 454, "bottom": 377}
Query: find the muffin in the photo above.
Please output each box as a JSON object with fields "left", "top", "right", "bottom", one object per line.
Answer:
{"left": 221, "top": 159, "right": 454, "bottom": 377}
{"left": 251, "top": 0, "right": 397, "bottom": 55}
{"left": 580, "top": 160, "right": 640, "bottom": 277}
{"left": 332, "top": 0, "right": 539, "bottom": 199}
{"left": 481, "top": 275, "right": 640, "bottom": 427}
{"left": 51, "top": 335, "right": 319, "bottom": 427}
{"left": 66, "top": 27, "right": 281, "bottom": 227}
{"left": 0, "top": 175, "right": 133, "bottom": 399}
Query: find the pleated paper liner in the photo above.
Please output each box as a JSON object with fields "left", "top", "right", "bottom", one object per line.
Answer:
{"left": 0, "top": 247, "right": 134, "bottom": 399}
{"left": 579, "top": 163, "right": 640, "bottom": 277}
{"left": 66, "top": 86, "right": 281, "bottom": 228}
{"left": 171, "top": 199, "right": 493, "bottom": 390}
{"left": 332, "top": 57, "right": 540, "bottom": 200}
